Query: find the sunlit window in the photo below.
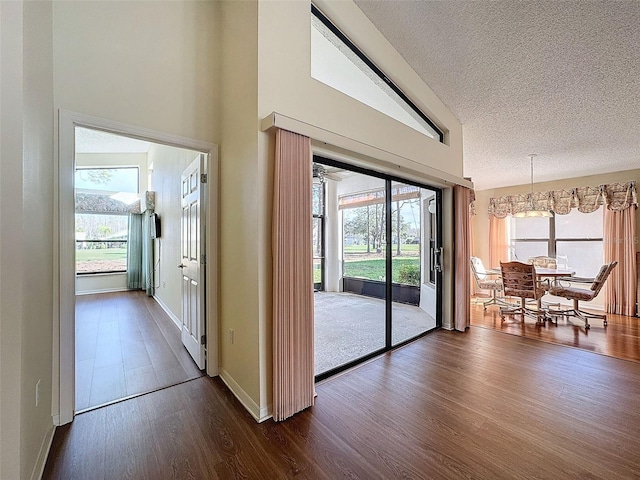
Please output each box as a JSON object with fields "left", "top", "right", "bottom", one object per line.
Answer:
{"left": 510, "top": 208, "right": 603, "bottom": 277}
{"left": 75, "top": 166, "right": 139, "bottom": 274}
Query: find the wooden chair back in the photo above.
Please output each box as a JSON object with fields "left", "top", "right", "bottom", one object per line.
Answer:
{"left": 500, "top": 261, "right": 544, "bottom": 301}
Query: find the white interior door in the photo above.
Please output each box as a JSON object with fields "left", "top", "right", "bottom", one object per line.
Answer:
{"left": 180, "top": 155, "right": 206, "bottom": 369}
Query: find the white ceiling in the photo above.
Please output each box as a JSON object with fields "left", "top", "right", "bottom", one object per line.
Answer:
{"left": 75, "top": 127, "right": 151, "bottom": 154}
{"left": 354, "top": 1, "right": 640, "bottom": 190}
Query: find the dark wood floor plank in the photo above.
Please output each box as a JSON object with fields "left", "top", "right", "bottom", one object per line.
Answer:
{"left": 47, "top": 325, "right": 640, "bottom": 479}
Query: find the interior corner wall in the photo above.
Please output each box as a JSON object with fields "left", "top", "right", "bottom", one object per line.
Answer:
{"left": 0, "top": 1, "right": 55, "bottom": 478}
{"left": 0, "top": 3, "right": 26, "bottom": 478}
{"left": 148, "top": 144, "right": 201, "bottom": 325}
{"left": 22, "top": 1, "right": 55, "bottom": 474}
{"left": 219, "top": 0, "right": 264, "bottom": 417}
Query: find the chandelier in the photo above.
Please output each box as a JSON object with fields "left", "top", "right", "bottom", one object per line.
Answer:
{"left": 513, "top": 154, "right": 552, "bottom": 218}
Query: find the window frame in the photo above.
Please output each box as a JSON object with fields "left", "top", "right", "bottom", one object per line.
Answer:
{"left": 311, "top": 5, "right": 444, "bottom": 143}
{"left": 510, "top": 213, "right": 603, "bottom": 264}
{"left": 75, "top": 211, "right": 129, "bottom": 275}
{"left": 75, "top": 165, "right": 139, "bottom": 275}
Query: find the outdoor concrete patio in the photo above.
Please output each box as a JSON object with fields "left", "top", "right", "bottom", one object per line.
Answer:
{"left": 314, "top": 291, "right": 437, "bottom": 375}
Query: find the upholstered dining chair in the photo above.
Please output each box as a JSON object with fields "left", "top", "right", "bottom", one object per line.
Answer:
{"left": 470, "top": 256, "right": 508, "bottom": 309}
{"left": 499, "top": 261, "right": 549, "bottom": 325}
{"left": 548, "top": 261, "right": 618, "bottom": 329}
{"left": 527, "top": 256, "right": 557, "bottom": 269}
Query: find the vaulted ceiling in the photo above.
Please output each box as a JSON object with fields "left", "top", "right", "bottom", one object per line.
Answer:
{"left": 354, "top": 1, "right": 640, "bottom": 190}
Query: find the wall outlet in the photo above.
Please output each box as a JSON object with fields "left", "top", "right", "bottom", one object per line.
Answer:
{"left": 35, "top": 379, "right": 41, "bottom": 407}
{"left": 229, "top": 328, "right": 234, "bottom": 344}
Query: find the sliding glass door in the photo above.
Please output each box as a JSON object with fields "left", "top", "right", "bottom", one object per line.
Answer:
{"left": 390, "top": 181, "right": 438, "bottom": 346}
{"left": 313, "top": 157, "right": 441, "bottom": 380}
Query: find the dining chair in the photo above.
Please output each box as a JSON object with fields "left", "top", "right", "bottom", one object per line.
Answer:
{"left": 547, "top": 261, "right": 618, "bottom": 329}
{"left": 499, "top": 261, "right": 549, "bottom": 325}
{"left": 470, "top": 256, "right": 506, "bottom": 309}
{"left": 527, "top": 256, "right": 557, "bottom": 269}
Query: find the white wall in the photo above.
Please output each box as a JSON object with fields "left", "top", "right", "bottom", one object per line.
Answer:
{"left": 53, "top": 1, "right": 220, "bottom": 142}
{"left": 148, "top": 143, "right": 201, "bottom": 325}
{"left": 52, "top": 0, "right": 221, "bottom": 422}
{"left": 1, "top": 1, "right": 55, "bottom": 478}
{"left": 219, "top": 0, "right": 263, "bottom": 417}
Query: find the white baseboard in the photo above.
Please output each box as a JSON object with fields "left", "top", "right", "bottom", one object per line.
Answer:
{"left": 219, "top": 368, "right": 271, "bottom": 423}
{"left": 153, "top": 295, "right": 181, "bottom": 330}
{"left": 30, "top": 424, "right": 56, "bottom": 480}
{"left": 75, "top": 287, "right": 128, "bottom": 296}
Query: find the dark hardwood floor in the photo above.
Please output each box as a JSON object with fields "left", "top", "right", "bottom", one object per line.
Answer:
{"left": 76, "top": 291, "right": 203, "bottom": 411}
{"left": 471, "top": 296, "right": 640, "bottom": 363}
{"left": 45, "top": 326, "right": 640, "bottom": 479}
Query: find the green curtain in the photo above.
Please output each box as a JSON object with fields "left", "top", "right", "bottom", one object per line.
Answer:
{"left": 127, "top": 211, "right": 155, "bottom": 295}
{"left": 127, "top": 213, "right": 143, "bottom": 290}
{"left": 141, "top": 211, "right": 154, "bottom": 296}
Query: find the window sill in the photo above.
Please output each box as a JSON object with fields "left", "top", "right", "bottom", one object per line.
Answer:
{"left": 76, "top": 271, "right": 126, "bottom": 277}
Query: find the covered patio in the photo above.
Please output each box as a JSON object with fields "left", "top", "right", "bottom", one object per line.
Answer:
{"left": 314, "top": 291, "right": 437, "bottom": 375}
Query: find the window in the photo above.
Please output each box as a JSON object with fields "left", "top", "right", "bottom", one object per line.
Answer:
{"left": 311, "top": 5, "right": 443, "bottom": 142}
{"left": 76, "top": 213, "right": 129, "bottom": 273}
{"left": 510, "top": 208, "right": 603, "bottom": 277}
{"left": 75, "top": 166, "right": 139, "bottom": 274}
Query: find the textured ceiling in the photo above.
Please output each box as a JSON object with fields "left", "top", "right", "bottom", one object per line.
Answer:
{"left": 354, "top": 0, "right": 640, "bottom": 190}
{"left": 76, "top": 127, "right": 150, "bottom": 154}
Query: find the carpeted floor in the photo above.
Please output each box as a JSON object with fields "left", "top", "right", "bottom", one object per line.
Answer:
{"left": 314, "top": 291, "right": 436, "bottom": 375}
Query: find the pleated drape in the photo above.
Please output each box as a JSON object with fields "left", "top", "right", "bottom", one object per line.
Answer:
{"left": 127, "top": 211, "right": 154, "bottom": 295}
{"left": 489, "top": 216, "right": 510, "bottom": 267}
{"left": 127, "top": 213, "right": 143, "bottom": 290}
{"left": 454, "top": 185, "right": 472, "bottom": 331}
{"left": 603, "top": 206, "right": 637, "bottom": 316}
{"left": 272, "top": 129, "right": 314, "bottom": 422}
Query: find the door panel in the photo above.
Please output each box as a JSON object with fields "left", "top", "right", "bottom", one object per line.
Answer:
{"left": 390, "top": 181, "right": 438, "bottom": 346}
{"left": 180, "top": 155, "right": 205, "bottom": 369}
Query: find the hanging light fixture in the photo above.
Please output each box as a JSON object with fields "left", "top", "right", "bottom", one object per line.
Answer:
{"left": 513, "top": 154, "right": 553, "bottom": 218}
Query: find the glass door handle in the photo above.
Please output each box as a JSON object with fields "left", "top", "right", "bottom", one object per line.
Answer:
{"left": 434, "top": 247, "right": 443, "bottom": 272}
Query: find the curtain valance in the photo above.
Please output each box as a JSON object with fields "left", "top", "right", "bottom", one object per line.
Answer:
{"left": 488, "top": 181, "right": 637, "bottom": 218}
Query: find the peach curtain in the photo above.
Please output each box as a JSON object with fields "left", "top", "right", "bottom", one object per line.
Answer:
{"left": 454, "top": 185, "right": 472, "bottom": 331}
{"left": 272, "top": 129, "right": 315, "bottom": 421}
{"left": 603, "top": 206, "right": 638, "bottom": 316}
{"left": 469, "top": 213, "right": 476, "bottom": 296}
{"left": 489, "top": 216, "right": 510, "bottom": 268}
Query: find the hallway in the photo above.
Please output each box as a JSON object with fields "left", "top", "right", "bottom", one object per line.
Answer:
{"left": 75, "top": 291, "right": 203, "bottom": 411}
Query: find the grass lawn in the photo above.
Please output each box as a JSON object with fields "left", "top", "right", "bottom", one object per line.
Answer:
{"left": 76, "top": 247, "right": 127, "bottom": 261}
{"left": 343, "top": 257, "right": 419, "bottom": 283}
{"left": 344, "top": 244, "right": 419, "bottom": 254}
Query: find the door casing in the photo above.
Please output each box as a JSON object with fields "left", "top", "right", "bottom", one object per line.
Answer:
{"left": 54, "top": 110, "right": 218, "bottom": 425}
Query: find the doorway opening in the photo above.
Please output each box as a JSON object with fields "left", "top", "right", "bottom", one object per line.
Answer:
{"left": 73, "top": 127, "right": 209, "bottom": 411}
{"left": 313, "top": 156, "right": 442, "bottom": 380}
{"left": 56, "top": 111, "right": 218, "bottom": 425}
